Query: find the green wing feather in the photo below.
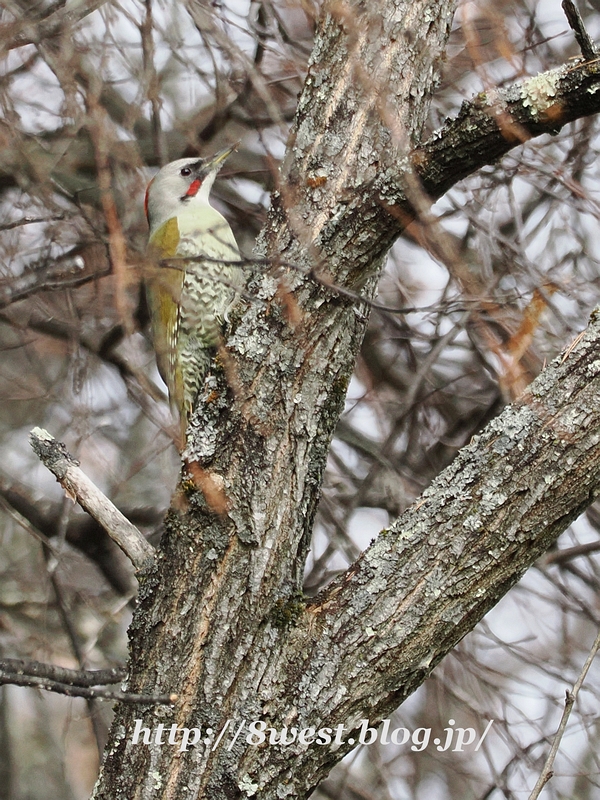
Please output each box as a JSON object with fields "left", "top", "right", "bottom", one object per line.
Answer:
{"left": 146, "top": 217, "right": 185, "bottom": 417}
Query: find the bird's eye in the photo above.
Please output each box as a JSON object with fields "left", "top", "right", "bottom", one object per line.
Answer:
{"left": 180, "top": 167, "right": 192, "bottom": 177}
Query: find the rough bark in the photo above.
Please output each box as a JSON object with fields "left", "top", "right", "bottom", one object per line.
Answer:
{"left": 91, "top": 2, "right": 600, "bottom": 799}
{"left": 218, "top": 311, "right": 600, "bottom": 795}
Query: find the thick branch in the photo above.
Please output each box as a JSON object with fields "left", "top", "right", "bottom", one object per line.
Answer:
{"left": 240, "top": 312, "right": 600, "bottom": 792}
{"left": 412, "top": 58, "right": 600, "bottom": 205}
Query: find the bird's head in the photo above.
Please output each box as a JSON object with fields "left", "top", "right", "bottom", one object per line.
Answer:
{"left": 144, "top": 145, "right": 236, "bottom": 232}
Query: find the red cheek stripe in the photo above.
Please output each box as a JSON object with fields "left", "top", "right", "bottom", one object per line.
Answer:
{"left": 185, "top": 178, "right": 203, "bottom": 197}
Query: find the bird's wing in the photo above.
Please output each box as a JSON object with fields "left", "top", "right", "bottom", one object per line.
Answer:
{"left": 146, "top": 217, "right": 185, "bottom": 412}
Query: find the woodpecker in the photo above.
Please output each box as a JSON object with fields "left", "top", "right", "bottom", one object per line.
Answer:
{"left": 144, "top": 146, "right": 243, "bottom": 438}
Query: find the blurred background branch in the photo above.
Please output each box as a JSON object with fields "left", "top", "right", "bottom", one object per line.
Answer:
{"left": 2, "top": 0, "right": 600, "bottom": 798}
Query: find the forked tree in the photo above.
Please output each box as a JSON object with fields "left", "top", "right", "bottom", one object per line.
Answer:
{"left": 2, "top": 1, "right": 600, "bottom": 798}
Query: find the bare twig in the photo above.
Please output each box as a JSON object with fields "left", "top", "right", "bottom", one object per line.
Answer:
{"left": 0, "top": 249, "right": 110, "bottom": 310}
{"left": 141, "top": 0, "right": 168, "bottom": 166}
{"left": 43, "top": 544, "right": 107, "bottom": 754}
{"left": 528, "top": 627, "right": 600, "bottom": 799}
{"left": 0, "top": 669, "right": 175, "bottom": 705}
{"left": 0, "top": 480, "right": 137, "bottom": 595}
{"left": 0, "top": 214, "right": 67, "bottom": 232}
{"left": 29, "top": 428, "right": 155, "bottom": 570}
{"left": 543, "top": 540, "right": 600, "bottom": 565}
{"left": 86, "top": 88, "right": 135, "bottom": 334}
{"left": 0, "top": 0, "right": 107, "bottom": 52}
{"left": 561, "top": 0, "right": 598, "bottom": 61}
{"left": 0, "top": 659, "right": 126, "bottom": 687}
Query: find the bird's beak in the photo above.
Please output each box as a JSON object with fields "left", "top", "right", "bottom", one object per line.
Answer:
{"left": 204, "top": 142, "right": 239, "bottom": 172}
{"left": 181, "top": 143, "right": 240, "bottom": 202}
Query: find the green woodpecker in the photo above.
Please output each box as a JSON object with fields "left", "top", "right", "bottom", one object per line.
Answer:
{"left": 144, "top": 146, "right": 242, "bottom": 436}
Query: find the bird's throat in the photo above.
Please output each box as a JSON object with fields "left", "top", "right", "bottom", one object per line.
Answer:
{"left": 183, "top": 178, "right": 203, "bottom": 199}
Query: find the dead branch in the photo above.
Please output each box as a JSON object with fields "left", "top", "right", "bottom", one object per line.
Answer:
{"left": 29, "top": 428, "right": 155, "bottom": 570}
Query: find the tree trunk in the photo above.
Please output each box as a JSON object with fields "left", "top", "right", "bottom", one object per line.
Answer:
{"left": 91, "top": 2, "right": 600, "bottom": 799}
